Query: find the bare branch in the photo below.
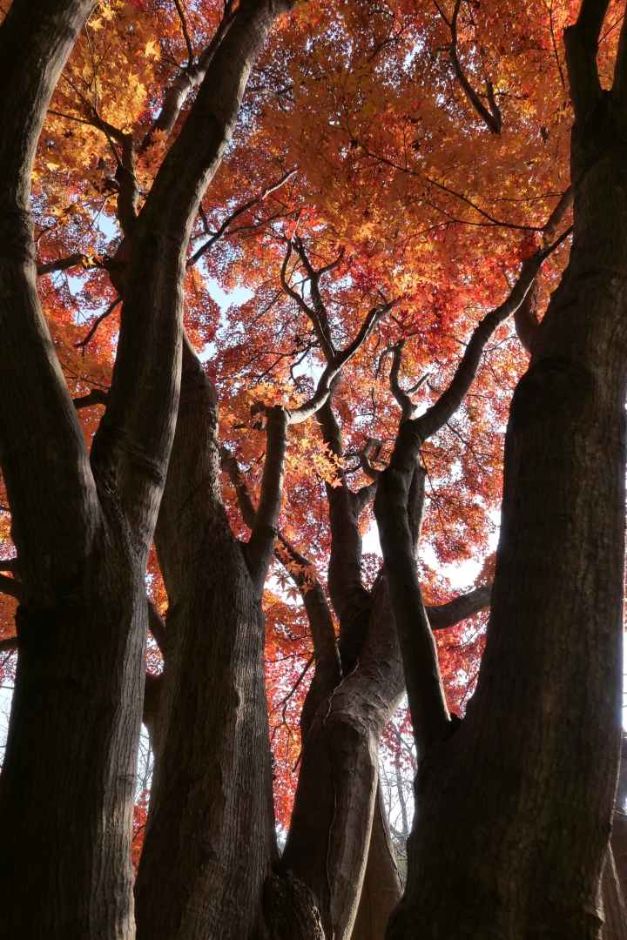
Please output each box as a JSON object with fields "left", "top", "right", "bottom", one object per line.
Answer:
{"left": 73, "top": 388, "right": 109, "bottom": 409}
{"left": 391, "top": 232, "right": 570, "bottom": 470}
{"left": 426, "top": 583, "right": 491, "bottom": 630}
{"left": 441, "top": 0, "right": 502, "bottom": 134}
{"left": 172, "top": 0, "right": 194, "bottom": 66}
{"left": 565, "top": 0, "right": 611, "bottom": 119}
{"left": 288, "top": 300, "right": 397, "bottom": 425}
{"left": 189, "top": 169, "right": 296, "bottom": 267}
{"left": 37, "top": 252, "right": 89, "bottom": 276}
{"left": 74, "top": 297, "right": 121, "bottom": 349}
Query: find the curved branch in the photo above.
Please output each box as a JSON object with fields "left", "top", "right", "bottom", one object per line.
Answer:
{"left": 391, "top": 233, "right": 569, "bottom": 471}
{"left": 288, "top": 301, "right": 396, "bottom": 425}
{"left": 189, "top": 169, "right": 296, "bottom": 267}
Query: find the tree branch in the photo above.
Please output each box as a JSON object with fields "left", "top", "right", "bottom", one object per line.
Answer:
{"left": 189, "top": 169, "right": 296, "bottom": 267}
{"left": 73, "top": 389, "right": 109, "bottom": 409}
{"left": 442, "top": 0, "right": 502, "bottom": 134}
{"left": 565, "top": 0, "right": 611, "bottom": 119}
{"left": 374, "top": 466, "right": 451, "bottom": 754}
{"left": 141, "top": 4, "right": 235, "bottom": 150}
{"left": 0, "top": 0, "right": 100, "bottom": 601}
{"left": 37, "top": 252, "right": 89, "bottom": 276}
{"left": 75, "top": 297, "right": 121, "bottom": 348}
{"left": 221, "top": 447, "right": 340, "bottom": 682}
{"left": 288, "top": 300, "right": 396, "bottom": 425}
{"left": 93, "top": 0, "right": 292, "bottom": 547}
{"left": 426, "top": 583, "right": 491, "bottom": 629}
{"left": 391, "top": 233, "right": 569, "bottom": 471}
{"left": 245, "top": 405, "right": 289, "bottom": 591}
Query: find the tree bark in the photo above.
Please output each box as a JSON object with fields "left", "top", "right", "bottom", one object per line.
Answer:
{"left": 135, "top": 344, "right": 283, "bottom": 940}
{"left": 351, "top": 787, "right": 403, "bottom": 940}
{"left": 387, "top": 6, "right": 627, "bottom": 936}
{"left": 283, "top": 577, "right": 405, "bottom": 940}
{"left": 0, "top": 5, "right": 148, "bottom": 938}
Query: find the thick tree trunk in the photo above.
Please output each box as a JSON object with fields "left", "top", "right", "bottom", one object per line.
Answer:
{"left": 0, "top": 3, "right": 149, "bottom": 937}
{"left": 351, "top": 788, "right": 402, "bottom": 940}
{"left": 135, "top": 344, "right": 278, "bottom": 940}
{"left": 388, "top": 33, "right": 627, "bottom": 940}
{"left": 283, "top": 578, "right": 404, "bottom": 940}
{"left": 0, "top": 537, "right": 147, "bottom": 940}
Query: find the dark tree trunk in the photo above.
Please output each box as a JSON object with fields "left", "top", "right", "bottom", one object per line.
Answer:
{"left": 386, "top": 7, "right": 627, "bottom": 937}
{"left": 283, "top": 578, "right": 404, "bottom": 940}
{"left": 135, "top": 344, "right": 278, "bottom": 940}
{"left": 0, "top": 0, "right": 284, "bottom": 933}
{"left": 0, "top": 4, "right": 148, "bottom": 937}
{"left": 351, "top": 788, "right": 403, "bottom": 940}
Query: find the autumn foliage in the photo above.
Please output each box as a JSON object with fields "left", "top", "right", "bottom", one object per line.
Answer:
{"left": 0, "top": 0, "right": 586, "bottom": 829}
{"left": 4, "top": 5, "right": 620, "bottom": 936}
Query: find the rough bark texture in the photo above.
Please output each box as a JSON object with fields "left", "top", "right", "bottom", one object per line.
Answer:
{"left": 134, "top": 343, "right": 277, "bottom": 940}
{"left": 388, "top": 6, "right": 627, "bottom": 936}
{"left": 0, "top": 4, "right": 147, "bottom": 938}
{"left": 351, "top": 788, "right": 403, "bottom": 940}
{"left": 602, "top": 848, "right": 627, "bottom": 940}
{"left": 283, "top": 578, "right": 404, "bottom": 940}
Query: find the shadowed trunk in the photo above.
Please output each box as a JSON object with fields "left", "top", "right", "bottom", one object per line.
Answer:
{"left": 135, "top": 344, "right": 276, "bottom": 939}
{"left": 385, "top": 7, "right": 627, "bottom": 935}
{"left": 351, "top": 789, "right": 403, "bottom": 940}
{"left": 283, "top": 578, "right": 404, "bottom": 940}
{"left": 135, "top": 344, "right": 323, "bottom": 939}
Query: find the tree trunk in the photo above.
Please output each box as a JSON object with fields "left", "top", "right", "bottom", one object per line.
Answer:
{"left": 388, "top": 18, "right": 627, "bottom": 938}
{"left": 0, "top": 3, "right": 149, "bottom": 937}
{"left": 135, "top": 344, "right": 277, "bottom": 940}
{"left": 283, "top": 578, "right": 404, "bottom": 940}
{"left": 602, "top": 847, "right": 627, "bottom": 940}
{"left": 351, "top": 787, "right": 402, "bottom": 940}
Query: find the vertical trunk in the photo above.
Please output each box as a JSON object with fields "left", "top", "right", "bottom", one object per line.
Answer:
{"left": 135, "top": 345, "right": 277, "bottom": 940}
{"left": 0, "top": 532, "right": 147, "bottom": 940}
{"left": 351, "top": 787, "right": 402, "bottom": 940}
{"left": 389, "top": 57, "right": 627, "bottom": 940}
{"left": 602, "top": 848, "right": 627, "bottom": 940}
{"left": 0, "top": 3, "right": 149, "bottom": 937}
{"left": 283, "top": 578, "right": 404, "bottom": 940}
